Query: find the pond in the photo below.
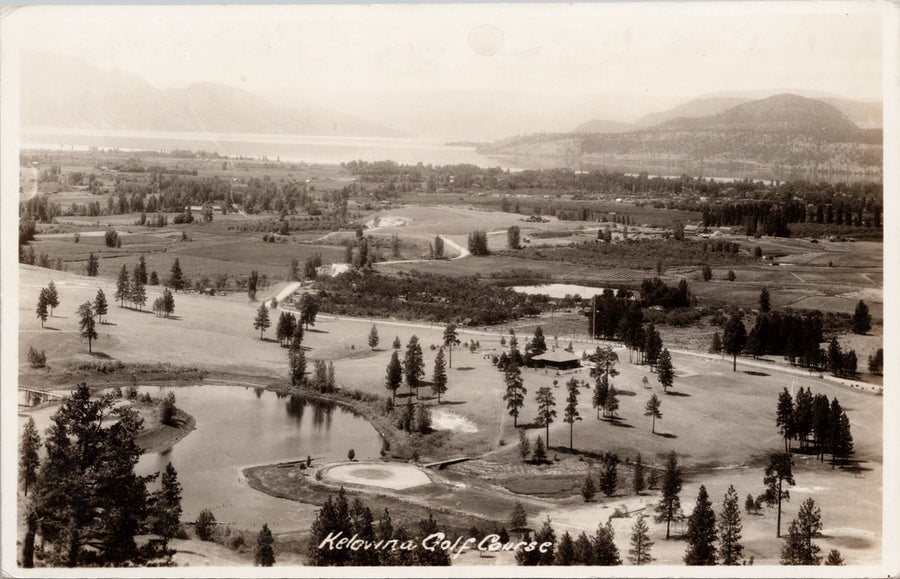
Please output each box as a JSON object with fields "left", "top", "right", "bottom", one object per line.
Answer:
{"left": 132, "top": 384, "right": 382, "bottom": 531}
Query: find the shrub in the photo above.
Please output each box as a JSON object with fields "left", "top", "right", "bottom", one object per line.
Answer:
{"left": 195, "top": 509, "right": 217, "bottom": 541}
{"left": 27, "top": 346, "right": 47, "bottom": 368}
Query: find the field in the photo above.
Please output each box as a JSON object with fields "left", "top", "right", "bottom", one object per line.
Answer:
{"left": 17, "top": 262, "right": 883, "bottom": 565}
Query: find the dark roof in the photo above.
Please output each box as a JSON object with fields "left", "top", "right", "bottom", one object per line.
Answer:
{"left": 532, "top": 350, "right": 580, "bottom": 363}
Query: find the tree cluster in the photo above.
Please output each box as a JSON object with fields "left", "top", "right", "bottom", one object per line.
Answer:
{"left": 775, "top": 387, "right": 854, "bottom": 466}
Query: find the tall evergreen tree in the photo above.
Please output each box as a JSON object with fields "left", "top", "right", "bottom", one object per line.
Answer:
{"left": 19, "top": 416, "right": 41, "bottom": 496}
{"left": 759, "top": 287, "right": 771, "bottom": 312}
{"left": 628, "top": 515, "right": 654, "bottom": 565}
{"left": 657, "top": 348, "right": 674, "bottom": 393}
{"left": 254, "top": 303, "right": 271, "bottom": 339}
{"left": 307, "top": 489, "right": 351, "bottom": 566}
{"left": 431, "top": 347, "right": 448, "bottom": 403}
{"left": 717, "top": 485, "right": 744, "bottom": 565}
{"left": 503, "top": 359, "right": 526, "bottom": 427}
{"left": 168, "top": 258, "right": 184, "bottom": 291}
{"left": 655, "top": 450, "right": 683, "bottom": 539}
{"left": 403, "top": 335, "right": 425, "bottom": 396}
{"left": 563, "top": 378, "right": 582, "bottom": 449}
{"left": 368, "top": 325, "right": 379, "bottom": 350}
{"left": 116, "top": 265, "right": 130, "bottom": 306}
{"left": 77, "top": 302, "right": 97, "bottom": 353}
{"left": 535, "top": 386, "right": 557, "bottom": 446}
{"left": 710, "top": 331, "right": 723, "bottom": 356}
{"left": 93, "top": 289, "right": 108, "bottom": 324}
{"left": 793, "top": 387, "right": 814, "bottom": 447}
{"left": 633, "top": 453, "right": 646, "bottom": 494}
{"left": 598, "top": 452, "right": 619, "bottom": 497}
{"left": 162, "top": 287, "right": 175, "bottom": 318}
{"left": 776, "top": 388, "right": 795, "bottom": 452}
{"left": 131, "top": 268, "right": 146, "bottom": 310}
{"left": 764, "top": 452, "right": 795, "bottom": 537}
{"left": 592, "top": 521, "right": 622, "bottom": 565}
{"left": 151, "top": 463, "right": 183, "bottom": 539}
{"left": 555, "top": 531, "right": 576, "bottom": 565}
{"left": 255, "top": 524, "right": 275, "bottom": 566}
{"left": 722, "top": 312, "right": 747, "bottom": 371}
{"left": 684, "top": 485, "right": 718, "bottom": 565}
{"left": 851, "top": 300, "right": 871, "bottom": 334}
{"left": 645, "top": 393, "right": 662, "bottom": 433}
{"left": 136, "top": 255, "right": 148, "bottom": 285}
{"left": 780, "top": 498, "right": 823, "bottom": 565}
{"left": 289, "top": 348, "right": 307, "bottom": 387}
{"left": 291, "top": 319, "right": 304, "bottom": 350}
{"left": 85, "top": 252, "right": 99, "bottom": 276}
{"left": 831, "top": 404, "right": 854, "bottom": 468}
{"left": 509, "top": 501, "right": 527, "bottom": 531}
{"left": 442, "top": 323, "right": 458, "bottom": 368}
{"left": 385, "top": 351, "right": 402, "bottom": 405}
{"left": 36, "top": 290, "right": 49, "bottom": 328}
{"left": 45, "top": 280, "right": 59, "bottom": 316}
{"left": 573, "top": 532, "right": 593, "bottom": 565}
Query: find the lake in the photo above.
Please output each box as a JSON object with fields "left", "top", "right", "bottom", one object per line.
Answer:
{"left": 511, "top": 283, "right": 618, "bottom": 299}
{"left": 132, "top": 384, "right": 381, "bottom": 530}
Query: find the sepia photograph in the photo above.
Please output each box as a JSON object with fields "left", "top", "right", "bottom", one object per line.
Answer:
{"left": 1, "top": 2, "right": 896, "bottom": 575}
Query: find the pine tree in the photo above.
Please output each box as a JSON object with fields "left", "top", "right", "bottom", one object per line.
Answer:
{"left": 19, "top": 416, "right": 41, "bottom": 496}
{"left": 136, "top": 255, "right": 148, "bottom": 285}
{"left": 385, "top": 351, "right": 402, "bottom": 405}
{"left": 392, "top": 335, "right": 401, "bottom": 349}
{"left": 581, "top": 470, "right": 597, "bottom": 501}
{"left": 702, "top": 264, "right": 713, "bottom": 281}
{"left": 776, "top": 388, "right": 795, "bottom": 452}
{"left": 168, "top": 258, "right": 184, "bottom": 291}
{"left": 563, "top": 377, "right": 582, "bottom": 449}
{"left": 655, "top": 450, "right": 683, "bottom": 539}
{"left": 77, "top": 301, "right": 97, "bottom": 353}
{"left": 254, "top": 303, "right": 271, "bottom": 339}
{"left": 431, "top": 347, "right": 448, "bottom": 402}
{"left": 831, "top": 407, "right": 854, "bottom": 467}
{"left": 442, "top": 323, "right": 458, "bottom": 367}
{"left": 759, "top": 287, "right": 771, "bottom": 312}
{"left": 684, "top": 485, "right": 717, "bottom": 565}
{"left": 633, "top": 453, "right": 646, "bottom": 494}
{"left": 722, "top": 312, "right": 747, "bottom": 371}
{"left": 573, "top": 531, "right": 593, "bottom": 564}
{"left": 503, "top": 359, "right": 526, "bottom": 427}
{"left": 35, "top": 290, "right": 49, "bottom": 327}
{"left": 605, "top": 386, "right": 620, "bottom": 420}
{"left": 299, "top": 293, "right": 319, "bottom": 329}
{"left": 131, "top": 268, "right": 147, "bottom": 310}
{"left": 517, "top": 428, "right": 530, "bottom": 462}
{"left": 152, "top": 462, "right": 183, "bottom": 538}
{"left": 657, "top": 348, "right": 675, "bottom": 393}
{"left": 289, "top": 348, "right": 307, "bottom": 387}
{"left": 509, "top": 501, "right": 527, "bottom": 531}
{"left": 555, "top": 531, "right": 575, "bottom": 565}
{"left": 592, "top": 521, "right": 622, "bottom": 565}
{"left": 308, "top": 490, "right": 351, "bottom": 565}
{"left": 291, "top": 319, "right": 304, "bottom": 350}
{"left": 599, "top": 452, "right": 619, "bottom": 497}
{"left": 780, "top": 498, "right": 823, "bottom": 565}
{"left": 45, "top": 280, "right": 59, "bottom": 316}
{"left": 628, "top": 515, "right": 654, "bottom": 565}
{"left": 824, "top": 549, "right": 844, "bottom": 565}
{"left": 403, "top": 335, "right": 425, "bottom": 396}
{"left": 718, "top": 485, "right": 744, "bottom": 565}
{"left": 368, "top": 324, "right": 379, "bottom": 350}
{"left": 93, "top": 289, "right": 108, "bottom": 324}
{"left": 535, "top": 386, "right": 557, "bottom": 446}
{"left": 247, "top": 269, "right": 259, "bottom": 301}
{"left": 764, "top": 452, "right": 795, "bottom": 537}
{"left": 255, "top": 523, "right": 275, "bottom": 566}
{"left": 645, "top": 393, "right": 662, "bottom": 433}
{"left": 162, "top": 287, "right": 175, "bottom": 318}
{"left": 85, "top": 252, "right": 99, "bottom": 276}
{"left": 852, "top": 300, "right": 871, "bottom": 334}
{"left": 532, "top": 435, "right": 547, "bottom": 463}
{"left": 116, "top": 265, "right": 130, "bottom": 306}
{"left": 149, "top": 270, "right": 159, "bottom": 285}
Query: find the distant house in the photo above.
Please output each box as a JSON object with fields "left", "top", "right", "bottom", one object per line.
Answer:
{"left": 530, "top": 350, "right": 581, "bottom": 370}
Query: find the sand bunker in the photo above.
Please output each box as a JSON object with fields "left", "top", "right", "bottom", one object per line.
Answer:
{"left": 324, "top": 462, "right": 432, "bottom": 490}
{"left": 366, "top": 216, "right": 411, "bottom": 229}
{"left": 430, "top": 409, "right": 478, "bottom": 433}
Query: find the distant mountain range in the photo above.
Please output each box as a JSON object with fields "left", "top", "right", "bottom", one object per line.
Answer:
{"left": 572, "top": 94, "right": 881, "bottom": 133}
{"left": 20, "top": 51, "right": 407, "bottom": 138}
{"left": 481, "top": 94, "right": 883, "bottom": 173}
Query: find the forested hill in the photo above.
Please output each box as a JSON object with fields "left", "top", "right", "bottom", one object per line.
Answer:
{"left": 482, "top": 94, "right": 882, "bottom": 174}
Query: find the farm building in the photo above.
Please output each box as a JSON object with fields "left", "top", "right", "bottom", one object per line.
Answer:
{"left": 530, "top": 350, "right": 581, "bottom": 370}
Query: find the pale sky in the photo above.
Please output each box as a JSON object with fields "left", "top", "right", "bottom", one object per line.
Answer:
{"left": 3, "top": 2, "right": 886, "bottom": 102}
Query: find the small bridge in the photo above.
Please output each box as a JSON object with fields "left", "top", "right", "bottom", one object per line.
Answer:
{"left": 19, "top": 387, "right": 66, "bottom": 409}
{"left": 422, "top": 456, "right": 476, "bottom": 469}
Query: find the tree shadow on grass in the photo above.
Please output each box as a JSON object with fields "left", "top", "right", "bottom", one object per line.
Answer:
{"left": 608, "top": 419, "right": 633, "bottom": 428}
{"left": 654, "top": 431, "right": 678, "bottom": 439}
{"left": 435, "top": 399, "right": 467, "bottom": 406}
{"left": 305, "top": 328, "right": 329, "bottom": 334}
{"left": 456, "top": 367, "right": 475, "bottom": 371}
{"left": 42, "top": 326, "right": 61, "bottom": 331}
{"left": 516, "top": 421, "right": 541, "bottom": 430}
{"left": 100, "top": 321, "right": 117, "bottom": 326}
{"left": 615, "top": 389, "right": 637, "bottom": 396}
{"left": 666, "top": 390, "right": 691, "bottom": 397}
{"left": 89, "top": 351, "right": 114, "bottom": 359}
{"left": 260, "top": 337, "right": 279, "bottom": 343}
{"left": 744, "top": 370, "right": 769, "bottom": 377}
